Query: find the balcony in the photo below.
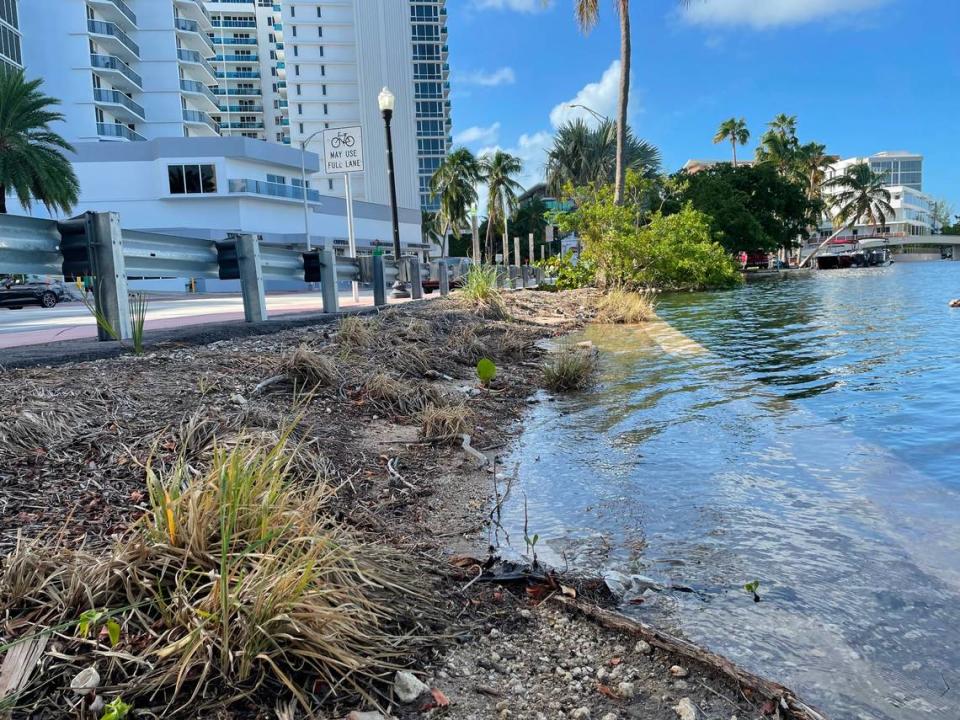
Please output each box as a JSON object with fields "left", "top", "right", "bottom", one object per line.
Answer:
{"left": 218, "top": 104, "right": 264, "bottom": 113}
{"left": 90, "top": 53, "right": 142, "bottom": 91}
{"left": 213, "top": 54, "right": 259, "bottom": 63}
{"left": 182, "top": 108, "right": 221, "bottom": 134}
{"left": 220, "top": 121, "right": 265, "bottom": 129}
{"left": 229, "top": 178, "right": 319, "bottom": 202}
{"left": 97, "top": 122, "right": 145, "bottom": 142}
{"left": 179, "top": 79, "right": 219, "bottom": 111}
{"left": 93, "top": 88, "right": 145, "bottom": 121}
{"left": 177, "top": 48, "right": 217, "bottom": 82}
{"left": 212, "top": 87, "right": 261, "bottom": 96}
{"left": 174, "top": 18, "right": 216, "bottom": 53}
{"left": 212, "top": 19, "right": 256, "bottom": 28}
{"left": 86, "top": 0, "right": 136, "bottom": 30}
{"left": 87, "top": 20, "right": 139, "bottom": 62}
{"left": 212, "top": 36, "right": 257, "bottom": 46}
{"left": 215, "top": 70, "right": 260, "bottom": 79}
{"left": 174, "top": 0, "right": 213, "bottom": 29}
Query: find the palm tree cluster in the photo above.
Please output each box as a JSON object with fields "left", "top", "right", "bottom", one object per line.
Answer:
{"left": 545, "top": 118, "right": 661, "bottom": 197}
{"left": 0, "top": 70, "right": 79, "bottom": 215}
{"left": 427, "top": 148, "right": 524, "bottom": 262}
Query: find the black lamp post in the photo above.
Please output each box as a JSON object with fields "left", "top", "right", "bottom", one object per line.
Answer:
{"left": 378, "top": 86, "right": 409, "bottom": 299}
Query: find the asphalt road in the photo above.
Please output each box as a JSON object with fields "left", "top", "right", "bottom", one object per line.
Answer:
{"left": 0, "top": 289, "right": 404, "bottom": 349}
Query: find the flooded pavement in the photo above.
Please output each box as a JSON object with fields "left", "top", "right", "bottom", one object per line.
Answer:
{"left": 499, "top": 262, "right": 960, "bottom": 719}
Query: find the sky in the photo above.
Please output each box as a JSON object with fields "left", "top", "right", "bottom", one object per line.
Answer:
{"left": 447, "top": 0, "right": 960, "bottom": 213}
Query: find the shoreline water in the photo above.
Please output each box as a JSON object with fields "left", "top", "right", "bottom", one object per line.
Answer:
{"left": 0, "top": 289, "right": 827, "bottom": 719}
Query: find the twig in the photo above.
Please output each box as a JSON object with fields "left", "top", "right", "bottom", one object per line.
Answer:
{"left": 460, "top": 433, "right": 488, "bottom": 469}
{"left": 386, "top": 457, "right": 416, "bottom": 491}
{"left": 460, "top": 565, "right": 484, "bottom": 593}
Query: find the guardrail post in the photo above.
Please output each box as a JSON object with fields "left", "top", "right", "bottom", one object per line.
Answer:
{"left": 319, "top": 248, "right": 339, "bottom": 313}
{"left": 511, "top": 265, "right": 520, "bottom": 290}
{"left": 536, "top": 267, "right": 545, "bottom": 285}
{"left": 439, "top": 260, "right": 450, "bottom": 296}
{"left": 234, "top": 233, "right": 267, "bottom": 323}
{"left": 89, "top": 212, "right": 132, "bottom": 341}
{"left": 408, "top": 257, "right": 423, "bottom": 300}
{"left": 521, "top": 265, "right": 530, "bottom": 289}
{"left": 372, "top": 254, "right": 387, "bottom": 307}
{"left": 497, "top": 265, "right": 508, "bottom": 289}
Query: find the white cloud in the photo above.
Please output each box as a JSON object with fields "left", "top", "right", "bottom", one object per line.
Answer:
{"left": 549, "top": 60, "right": 621, "bottom": 129}
{"left": 458, "top": 67, "right": 517, "bottom": 87}
{"left": 470, "top": 0, "right": 552, "bottom": 11}
{"left": 682, "top": 0, "right": 890, "bottom": 29}
{"left": 454, "top": 122, "right": 501, "bottom": 146}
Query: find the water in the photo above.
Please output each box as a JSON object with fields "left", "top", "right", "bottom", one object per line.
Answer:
{"left": 500, "top": 262, "right": 960, "bottom": 720}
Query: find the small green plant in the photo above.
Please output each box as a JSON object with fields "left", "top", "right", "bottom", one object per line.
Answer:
{"left": 476, "top": 358, "right": 497, "bottom": 386}
{"left": 523, "top": 494, "right": 539, "bottom": 568}
{"left": 744, "top": 580, "right": 761, "bottom": 603}
{"left": 130, "top": 292, "right": 148, "bottom": 355}
{"left": 542, "top": 345, "right": 596, "bottom": 393}
{"left": 460, "top": 265, "right": 507, "bottom": 318}
{"left": 100, "top": 697, "right": 132, "bottom": 720}
{"left": 77, "top": 609, "right": 121, "bottom": 647}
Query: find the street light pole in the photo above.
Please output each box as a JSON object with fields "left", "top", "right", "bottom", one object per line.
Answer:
{"left": 300, "top": 128, "right": 325, "bottom": 252}
{"left": 379, "top": 86, "right": 409, "bottom": 299}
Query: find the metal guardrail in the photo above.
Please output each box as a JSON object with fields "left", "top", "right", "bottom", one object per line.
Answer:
{"left": 0, "top": 212, "right": 546, "bottom": 342}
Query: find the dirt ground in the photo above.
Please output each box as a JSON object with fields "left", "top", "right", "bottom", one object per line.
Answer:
{"left": 0, "top": 288, "right": 821, "bottom": 720}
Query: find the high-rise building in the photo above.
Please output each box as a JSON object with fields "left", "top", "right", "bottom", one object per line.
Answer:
{"left": 20, "top": 0, "right": 219, "bottom": 143}
{"left": 0, "top": 0, "right": 21, "bottom": 73}
{"left": 206, "top": 0, "right": 290, "bottom": 145}
{"left": 410, "top": 1, "right": 451, "bottom": 212}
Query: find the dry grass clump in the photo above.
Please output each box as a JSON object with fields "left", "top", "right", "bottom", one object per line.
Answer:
{"left": 337, "top": 314, "right": 379, "bottom": 349}
{"left": 595, "top": 288, "right": 656, "bottom": 324}
{"left": 419, "top": 402, "right": 472, "bottom": 442}
{"left": 363, "top": 372, "right": 445, "bottom": 416}
{"left": 280, "top": 345, "right": 340, "bottom": 389}
{"left": 542, "top": 345, "right": 597, "bottom": 392}
{"left": 446, "top": 323, "right": 489, "bottom": 364}
{"left": 0, "top": 385, "right": 109, "bottom": 457}
{"left": 0, "top": 434, "right": 438, "bottom": 716}
{"left": 459, "top": 265, "right": 508, "bottom": 320}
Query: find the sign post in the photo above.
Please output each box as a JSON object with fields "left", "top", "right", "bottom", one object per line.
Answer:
{"left": 322, "top": 125, "right": 364, "bottom": 302}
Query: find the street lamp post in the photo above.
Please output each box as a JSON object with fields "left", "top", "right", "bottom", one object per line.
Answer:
{"left": 299, "top": 128, "right": 325, "bottom": 252}
{"left": 378, "top": 86, "right": 409, "bottom": 299}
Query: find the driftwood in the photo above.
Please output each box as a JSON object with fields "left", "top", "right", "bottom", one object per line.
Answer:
{"left": 553, "top": 595, "right": 830, "bottom": 720}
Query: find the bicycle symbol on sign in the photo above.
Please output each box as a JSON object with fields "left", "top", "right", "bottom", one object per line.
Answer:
{"left": 330, "top": 131, "right": 355, "bottom": 149}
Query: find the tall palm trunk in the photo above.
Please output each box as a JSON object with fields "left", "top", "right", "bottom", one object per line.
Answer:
{"left": 484, "top": 213, "right": 495, "bottom": 264}
{"left": 731, "top": 140, "right": 738, "bottom": 167}
{"left": 613, "top": 0, "right": 630, "bottom": 205}
{"left": 0, "top": 185, "right": 6, "bottom": 214}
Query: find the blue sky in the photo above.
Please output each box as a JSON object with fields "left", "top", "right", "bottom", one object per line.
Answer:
{"left": 447, "top": 0, "right": 960, "bottom": 211}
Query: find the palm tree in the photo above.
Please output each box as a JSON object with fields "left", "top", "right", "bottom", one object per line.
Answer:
{"left": 800, "top": 162, "right": 894, "bottom": 267}
{"left": 480, "top": 150, "right": 524, "bottom": 263}
{"left": 430, "top": 148, "right": 481, "bottom": 256}
{"left": 421, "top": 210, "right": 443, "bottom": 253}
{"left": 0, "top": 70, "right": 79, "bottom": 215}
{"left": 755, "top": 113, "right": 800, "bottom": 176}
{"left": 768, "top": 113, "right": 797, "bottom": 141}
{"left": 712, "top": 117, "right": 749, "bottom": 167}
{"left": 551, "top": 0, "right": 691, "bottom": 205}
{"left": 545, "top": 118, "right": 660, "bottom": 197}
{"left": 794, "top": 141, "right": 838, "bottom": 204}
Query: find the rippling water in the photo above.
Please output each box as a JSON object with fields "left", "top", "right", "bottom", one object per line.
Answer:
{"left": 500, "top": 262, "right": 960, "bottom": 720}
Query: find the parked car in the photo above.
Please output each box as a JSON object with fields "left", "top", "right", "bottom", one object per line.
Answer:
{"left": 0, "top": 277, "right": 65, "bottom": 309}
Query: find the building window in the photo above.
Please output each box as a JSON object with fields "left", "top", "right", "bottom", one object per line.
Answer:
{"left": 322, "top": 84, "right": 327, "bottom": 96}
{"left": 267, "top": 173, "right": 286, "bottom": 185}
{"left": 328, "top": 179, "right": 334, "bottom": 190}
{"left": 316, "top": 7, "right": 322, "bottom": 17}
{"left": 318, "top": 46, "right": 324, "bottom": 57}
{"left": 321, "top": 65, "right": 326, "bottom": 77}
{"left": 318, "top": 26, "right": 323, "bottom": 37}
{"left": 295, "top": 64, "right": 300, "bottom": 76}
{"left": 323, "top": 103, "right": 328, "bottom": 114}
{"left": 168, "top": 164, "right": 217, "bottom": 194}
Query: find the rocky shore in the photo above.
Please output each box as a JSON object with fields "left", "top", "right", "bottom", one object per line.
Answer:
{"left": 0, "top": 289, "right": 824, "bottom": 720}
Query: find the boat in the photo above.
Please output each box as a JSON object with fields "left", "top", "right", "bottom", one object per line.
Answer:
{"left": 816, "top": 247, "right": 892, "bottom": 270}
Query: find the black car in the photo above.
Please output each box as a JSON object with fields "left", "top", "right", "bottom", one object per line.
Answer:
{"left": 0, "top": 277, "right": 64, "bottom": 309}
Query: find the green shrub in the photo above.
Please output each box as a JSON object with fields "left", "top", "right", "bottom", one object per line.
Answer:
{"left": 536, "top": 250, "right": 595, "bottom": 290}
{"left": 460, "top": 265, "right": 507, "bottom": 318}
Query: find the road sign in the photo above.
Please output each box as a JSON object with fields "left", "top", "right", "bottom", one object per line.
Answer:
{"left": 322, "top": 126, "right": 364, "bottom": 175}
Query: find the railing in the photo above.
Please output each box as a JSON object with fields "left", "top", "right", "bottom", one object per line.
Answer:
{"left": 215, "top": 70, "right": 260, "bottom": 79}
{"left": 93, "top": 88, "right": 145, "bottom": 118}
{"left": 182, "top": 109, "right": 221, "bottom": 133}
{"left": 0, "top": 212, "right": 549, "bottom": 340}
{"left": 212, "top": 19, "right": 256, "bottom": 28}
{"left": 90, "top": 0, "right": 137, "bottom": 26}
{"left": 177, "top": 48, "right": 217, "bottom": 77}
{"left": 96, "top": 123, "right": 146, "bottom": 142}
{"left": 213, "top": 54, "right": 259, "bottom": 62}
{"left": 212, "top": 36, "right": 257, "bottom": 45}
{"left": 87, "top": 20, "right": 140, "bottom": 57}
{"left": 212, "top": 87, "right": 261, "bottom": 96}
{"left": 175, "top": 18, "right": 216, "bottom": 51}
{"left": 229, "top": 178, "right": 319, "bottom": 202}
{"left": 179, "top": 79, "right": 218, "bottom": 106}
{"left": 220, "top": 121, "right": 265, "bottom": 129}
{"left": 217, "top": 104, "right": 264, "bottom": 113}
{"left": 90, "top": 53, "right": 142, "bottom": 88}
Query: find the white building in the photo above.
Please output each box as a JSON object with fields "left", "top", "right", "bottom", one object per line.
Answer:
{"left": 815, "top": 151, "right": 935, "bottom": 250}
{"left": 10, "top": 136, "right": 422, "bottom": 255}
{"left": 0, "top": 0, "right": 21, "bottom": 74}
